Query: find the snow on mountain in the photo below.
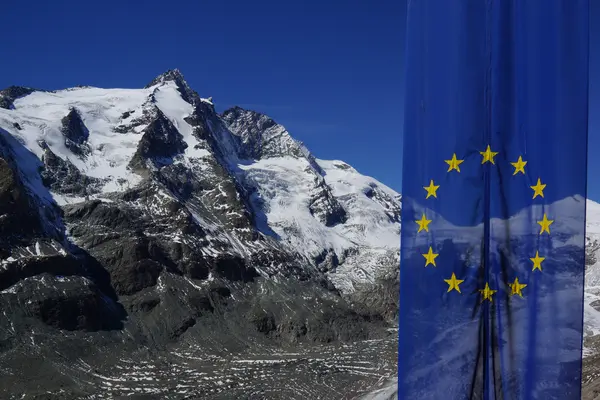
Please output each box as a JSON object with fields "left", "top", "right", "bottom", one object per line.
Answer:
{"left": 0, "top": 69, "right": 401, "bottom": 398}
{"left": 232, "top": 156, "right": 400, "bottom": 292}
{"left": 219, "top": 107, "right": 401, "bottom": 292}
{"left": 0, "top": 76, "right": 401, "bottom": 296}
{"left": 0, "top": 69, "right": 402, "bottom": 333}
{"left": 2, "top": 87, "right": 151, "bottom": 192}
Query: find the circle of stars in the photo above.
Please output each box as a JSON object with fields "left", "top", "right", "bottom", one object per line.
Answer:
{"left": 415, "top": 144, "right": 555, "bottom": 302}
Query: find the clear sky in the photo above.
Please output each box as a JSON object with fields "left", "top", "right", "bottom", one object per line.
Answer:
{"left": 0, "top": 1, "right": 598, "bottom": 200}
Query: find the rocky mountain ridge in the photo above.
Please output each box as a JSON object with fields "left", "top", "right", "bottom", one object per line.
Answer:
{"left": 0, "top": 69, "right": 400, "bottom": 398}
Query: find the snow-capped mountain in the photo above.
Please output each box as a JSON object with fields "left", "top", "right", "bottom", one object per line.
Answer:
{"left": 0, "top": 70, "right": 399, "bottom": 293}
{"left": 4, "top": 69, "right": 600, "bottom": 399}
{"left": 0, "top": 69, "right": 400, "bottom": 398}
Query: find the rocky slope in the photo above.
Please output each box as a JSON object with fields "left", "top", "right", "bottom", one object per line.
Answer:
{"left": 0, "top": 69, "right": 400, "bottom": 398}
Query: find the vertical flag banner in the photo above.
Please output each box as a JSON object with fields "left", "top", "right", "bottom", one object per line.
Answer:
{"left": 398, "top": 1, "right": 589, "bottom": 399}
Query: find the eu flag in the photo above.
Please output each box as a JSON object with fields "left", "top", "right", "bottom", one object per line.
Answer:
{"left": 398, "top": 1, "right": 589, "bottom": 399}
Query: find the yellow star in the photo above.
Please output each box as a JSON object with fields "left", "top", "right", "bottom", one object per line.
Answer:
{"left": 423, "top": 180, "right": 440, "bottom": 199}
{"left": 480, "top": 145, "right": 498, "bottom": 165}
{"left": 479, "top": 282, "right": 497, "bottom": 302}
{"left": 537, "top": 213, "right": 554, "bottom": 235}
{"left": 444, "top": 153, "right": 464, "bottom": 172}
{"left": 530, "top": 251, "right": 545, "bottom": 272}
{"left": 509, "top": 277, "right": 527, "bottom": 297}
{"left": 422, "top": 247, "right": 439, "bottom": 267}
{"left": 444, "top": 273, "right": 464, "bottom": 293}
{"left": 531, "top": 178, "right": 546, "bottom": 199}
{"left": 510, "top": 156, "right": 527, "bottom": 175}
{"left": 415, "top": 214, "right": 432, "bottom": 233}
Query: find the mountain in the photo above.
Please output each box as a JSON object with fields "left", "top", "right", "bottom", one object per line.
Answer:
{"left": 5, "top": 69, "right": 600, "bottom": 399}
{"left": 0, "top": 69, "right": 400, "bottom": 398}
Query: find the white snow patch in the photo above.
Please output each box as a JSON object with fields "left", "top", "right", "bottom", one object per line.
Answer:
{"left": 2, "top": 87, "right": 153, "bottom": 193}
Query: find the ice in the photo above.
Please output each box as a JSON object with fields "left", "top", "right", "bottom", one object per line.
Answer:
{"left": 1, "top": 86, "right": 152, "bottom": 193}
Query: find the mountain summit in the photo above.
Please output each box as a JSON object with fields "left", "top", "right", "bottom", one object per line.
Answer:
{"left": 0, "top": 69, "right": 400, "bottom": 398}
{"left": 145, "top": 68, "right": 188, "bottom": 87}
{"left": 146, "top": 68, "right": 204, "bottom": 106}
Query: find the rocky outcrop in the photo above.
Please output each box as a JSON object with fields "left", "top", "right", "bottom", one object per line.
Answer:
{"left": 0, "top": 251, "right": 81, "bottom": 292}
{"left": 0, "top": 157, "right": 45, "bottom": 246}
{"left": 0, "top": 86, "right": 36, "bottom": 109}
{"left": 1, "top": 274, "right": 124, "bottom": 331}
{"left": 60, "top": 108, "right": 90, "bottom": 156}
{"left": 128, "top": 109, "right": 187, "bottom": 172}
{"left": 0, "top": 128, "right": 127, "bottom": 336}
{"left": 222, "top": 106, "right": 309, "bottom": 160}
{"left": 349, "top": 263, "right": 400, "bottom": 323}
{"left": 308, "top": 177, "right": 347, "bottom": 227}
{"left": 40, "top": 141, "right": 105, "bottom": 196}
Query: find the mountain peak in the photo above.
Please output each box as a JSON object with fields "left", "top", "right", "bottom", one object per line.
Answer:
{"left": 145, "top": 68, "right": 188, "bottom": 89}
{"left": 145, "top": 69, "right": 201, "bottom": 106}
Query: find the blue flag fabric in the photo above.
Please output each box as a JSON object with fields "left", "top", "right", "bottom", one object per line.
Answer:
{"left": 398, "top": 1, "right": 589, "bottom": 399}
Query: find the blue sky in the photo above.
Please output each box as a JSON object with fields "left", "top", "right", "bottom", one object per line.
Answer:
{"left": 0, "top": 0, "right": 598, "bottom": 200}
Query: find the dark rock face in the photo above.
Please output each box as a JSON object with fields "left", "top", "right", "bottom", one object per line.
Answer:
{"left": 0, "top": 152, "right": 126, "bottom": 338}
{"left": 587, "top": 237, "right": 600, "bottom": 267}
{"left": 65, "top": 200, "right": 143, "bottom": 232}
{"left": 224, "top": 107, "right": 277, "bottom": 132}
{"left": 0, "top": 252, "right": 81, "bottom": 291}
{"left": 247, "top": 305, "right": 277, "bottom": 334}
{"left": 40, "top": 142, "right": 104, "bottom": 196}
{"left": 0, "top": 157, "right": 45, "bottom": 246}
{"left": 212, "top": 254, "right": 259, "bottom": 282}
{"left": 63, "top": 201, "right": 172, "bottom": 296}
{"left": 349, "top": 263, "right": 399, "bottom": 322}
{"left": 111, "top": 256, "right": 163, "bottom": 296}
{"left": 242, "top": 287, "right": 383, "bottom": 344}
{"left": 60, "top": 108, "right": 90, "bottom": 156}
{"left": 221, "top": 107, "right": 282, "bottom": 159}
{"left": 13, "top": 275, "right": 123, "bottom": 331}
{"left": 128, "top": 109, "right": 187, "bottom": 172}
{"left": 221, "top": 106, "right": 307, "bottom": 160}
{"left": 61, "top": 108, "right": 88, "bottom": 144}
{"left": 128, "top": 295, "right": 161, "bottom": 313}
{"left": 152, "top": 107, "right": 257, "bottom": 241}
{"left": 308, "top": 177, "right": 347, "bottom": 227}
{"left": 185, "top": 259, "right": 209, "bottom": 280}
{"left": 0, "top": 86, "right": 36, "bottom": 109}
{"left": 154, "top": 163, "right": 197, "bottom": 200}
